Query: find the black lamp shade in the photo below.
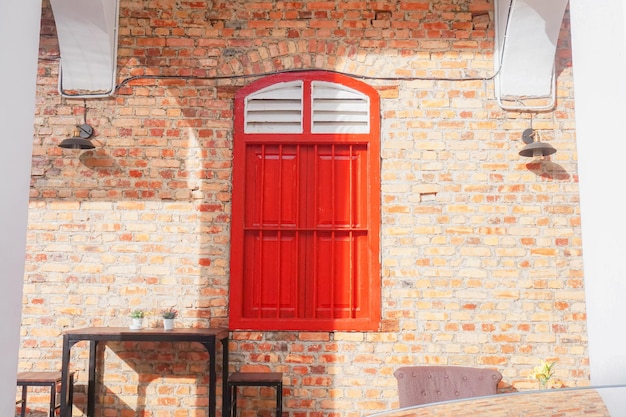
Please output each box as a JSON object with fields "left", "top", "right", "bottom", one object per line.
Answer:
{"left": 59, "top": 137, "right": 95, "bottom": 149}
{"left": 58, "top": 124, "right": 95, "bottom": 150}
{"left": 519, "top": 141, "right": 557, "bottom": 158}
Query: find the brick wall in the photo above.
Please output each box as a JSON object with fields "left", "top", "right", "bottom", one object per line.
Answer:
{"left": 21, "top": 0, "right": 585, "bottom": 416}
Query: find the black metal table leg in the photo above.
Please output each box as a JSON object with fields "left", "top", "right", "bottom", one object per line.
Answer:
{"left": 221, "top": 336, "right": 230, "bottom": 417}
{"left": 201, "top": 340, "right": 217, "bottom": 417}
{"left": 20, "top": 386, "right": 27, "bottom": 417}
{"left": 49, "top": 381, "right": 56, "bottom": 417}
{"left": 60, "top": 335, "right": 78, "bottom": 417}
{"left": 87, "top": 340, "right": 98, "bottom": 417}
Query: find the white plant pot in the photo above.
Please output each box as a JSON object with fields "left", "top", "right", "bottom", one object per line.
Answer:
{"left": 163, "top": 318, "right": 174, "bottom": 330}
{"left": 130, "top": 318, "right": 143, "bottom": 330}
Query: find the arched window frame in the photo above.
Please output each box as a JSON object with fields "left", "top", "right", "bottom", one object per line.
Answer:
{"left": 230, "top": 71, "right": 381, "bottom": 332}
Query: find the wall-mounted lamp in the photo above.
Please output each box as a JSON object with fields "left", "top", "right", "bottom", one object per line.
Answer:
{"left": 58, "top": 124, "right": 95, "bottom": 149}
{"left": 518, "top": 128, "right": 556, "bottom": 158}
{"left": 58, "top": 100, "right": 97, "bottom": 150}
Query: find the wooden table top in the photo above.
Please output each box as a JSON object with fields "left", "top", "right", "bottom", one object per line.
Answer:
{"left": 63, "top": 326, "right": 230, "bottom": 341}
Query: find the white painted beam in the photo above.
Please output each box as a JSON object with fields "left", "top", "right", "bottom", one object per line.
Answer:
{"left": 49, "top": 0, "right": 120, "bottom": 97}
{"left": 570, "top": 0, "right": 626, "bottom": 385}
{"left": 494, "top": 0, "right": 569, "bottom": 109}
{"left": 0, "top": 2, "right": 41, "bottom": 415}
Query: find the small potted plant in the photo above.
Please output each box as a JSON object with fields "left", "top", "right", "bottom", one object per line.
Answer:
{"left": 160, "top": 307, "right": 178, "bottom": 330}
{"left": 129, "top": 309, "right": 145, "bottom": 330}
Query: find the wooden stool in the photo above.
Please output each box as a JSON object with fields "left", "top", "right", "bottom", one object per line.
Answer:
{"left": 228, "top": 372, "right": 283, "bottom": 417}
{"left": 16, "top": 371, "right": 75, "bottom": 417}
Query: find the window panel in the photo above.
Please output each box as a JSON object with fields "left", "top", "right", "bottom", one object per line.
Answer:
{"left": 242, "top": 231, "right": 299, "bottom": 318}
{"left": 314, "top": 231, "right": 370, "bottom": 318}
{"left": 245, "top": 145, "right": 299, "bottom": 228}
{"left": 314, "top": 145, "right": 367, "bottom": 228}
{"left": 313, "top": 232, "right": 354, "bottom": 318}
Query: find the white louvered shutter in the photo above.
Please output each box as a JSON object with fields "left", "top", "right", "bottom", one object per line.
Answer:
{"left": 244, "top": 79, "right": 371, "bottom": 135}
{"left": 311, "top": 81, "right": 370, "bottom": 134}
{"left": 244, "top": 81, "right": 303, "bottom": 134}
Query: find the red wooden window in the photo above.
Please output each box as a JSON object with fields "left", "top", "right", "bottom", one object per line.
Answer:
{"left": 230, "top": 71, "right": 381, "bottom": 331}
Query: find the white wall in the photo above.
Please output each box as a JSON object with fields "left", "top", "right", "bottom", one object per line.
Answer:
{"left": 0, "top": 1, "right": 41, "bottom": 412}
{"left": 569, "top": 0, "right": 626, "bottom": 385}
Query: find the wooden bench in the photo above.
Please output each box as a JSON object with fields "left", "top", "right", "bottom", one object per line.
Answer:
{"left": 16, "top": 371, "right": 75, "bottom": 417}
{"left": 227, "top": 372, "right": 283, "bottom": 417}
